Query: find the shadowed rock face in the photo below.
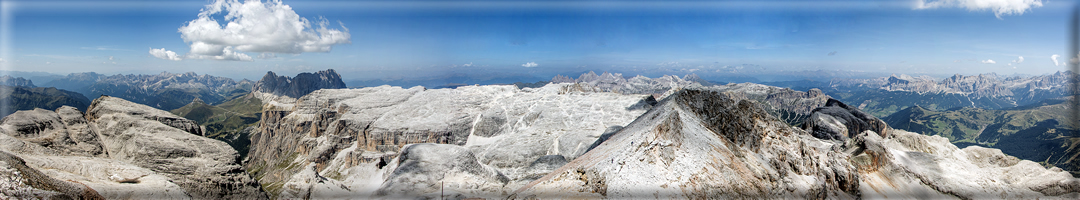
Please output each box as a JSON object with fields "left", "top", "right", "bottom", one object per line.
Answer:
{"left": 803, "top": 99, "right": 889, "bottom": 141}
{"left": 252, "top": 69, "right": 347, "bottom": 99}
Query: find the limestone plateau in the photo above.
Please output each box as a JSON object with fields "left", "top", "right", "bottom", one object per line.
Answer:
{"left": 1, "top": 70, "right": 1077, "bottom": 199}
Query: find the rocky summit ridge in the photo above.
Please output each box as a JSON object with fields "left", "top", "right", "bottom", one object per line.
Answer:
{"left": 252, "top": 69, "right": 346, "bottom": 99}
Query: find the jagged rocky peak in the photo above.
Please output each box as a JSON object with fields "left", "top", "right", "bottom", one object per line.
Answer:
{"left": 252, "top": 69, "right": 347, "bottom": 98}
{"left": 516, "top": 88, "right": 1079, "bottom": 199}
{"left": 0, "top": 75, "right": 35, "bottom": 87}
{"left": 803, "top": 99, "right": 889, "bottom": 141}
{"left": 576, "top": 71, "right": 601, "bottom": 82}
{"left": 514, "top": 89, "right": 861, "bottom": 198}
{"left": 682, "top": 73, "right": 705, "bottom": 83}
{"left": 550, "top": 74, "right": 574, "bottom": 83}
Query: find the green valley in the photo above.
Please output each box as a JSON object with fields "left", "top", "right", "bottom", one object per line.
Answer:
{"left": 171, "top": 93, "right": 263, "bottom": 159}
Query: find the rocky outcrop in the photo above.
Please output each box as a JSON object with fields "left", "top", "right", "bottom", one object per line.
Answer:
{"left": 0, "top": 96, "right": 266, "bottom": 199}
{"left": 0, "top": 150, "right": 104, "bottom": 200}
{"left": 0, "top": 107, "right": 104, "bottom": 157}
{"left": 851, "top": 129, "right": 1079, "bottom": 198}
{"left": 252, "top": 69, "right": 346, "bottom": 99}
{"left": 86, "top": 96, "right": 203, "bottom": 136}
{"left": 702, "top": 83, "right": 831, "bottom": 125}
{"left": 803, "top": 99, "right": 889, "bottom": 141}
{"left": 87, "top": 96, "right": 264, "bottom": 199}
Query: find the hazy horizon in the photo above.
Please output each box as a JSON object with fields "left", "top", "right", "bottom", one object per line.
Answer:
{"left": 0, "top": 0, "right": 1074, "bottom": 82}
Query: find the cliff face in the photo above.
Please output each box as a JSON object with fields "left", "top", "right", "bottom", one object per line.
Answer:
{"left": 251, "top": 69, "right": 346, "bottom": 99}
{"left": 0, "top": 97, "right": 266, "bottom": 199}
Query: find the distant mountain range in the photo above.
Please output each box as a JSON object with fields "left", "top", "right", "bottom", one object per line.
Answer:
{"left": 759, "top": 71, "right": 1076, "bottom": 117}
{"left": 0, "top": 75, "right": 36, "bottom": 88}
{"left": 882, "top": 98, "right": 1078, "bottom": 174}
{"left": 41, "top": 72, "right": 254, "bottom": 111}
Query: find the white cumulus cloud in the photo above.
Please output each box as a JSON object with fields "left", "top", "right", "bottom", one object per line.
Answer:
{"left": 176, "top": 0, "right": 350, "bottom": 60}
{"left": 149, "top": 48, "right": 183, "bottom": 61}
{"left": 1052, "top": 54, "right": 1061, "bottom": 66}
{"left": 522, "top": 62, "right": 538, "bottom": 67}
{"left": 914, "top": 0, "right": 1044, "bottom": 19}
{"left": 980, "top": 59, "right": 996, "bottom": 64}
{"left": 1013, "top": 56, "right": 1023, "bottom": 63}
{"left": 463, "top": 62, "right": 473, "bottom": 67}
{"left": 185, "top": 46, "right": 253, "bottom": 61}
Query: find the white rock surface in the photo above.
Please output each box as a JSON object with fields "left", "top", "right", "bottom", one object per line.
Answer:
{"left": 0, "top": 97, "right": 266, "bottom": 199}
{"left": 246, "top": 83, "right": 653, "bottom": 198}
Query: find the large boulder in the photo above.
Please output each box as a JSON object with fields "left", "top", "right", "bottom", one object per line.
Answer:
{"left": 803, "top": 99, "right": 889, "bottom": 141}
{"left": 87, "top": 96, "right": 265, "bottom": 199}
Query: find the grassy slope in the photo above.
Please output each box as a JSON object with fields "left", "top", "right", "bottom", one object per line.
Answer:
{"left": 882, "top": 99, "right": 1077, "bottom": 173}
{"left": 171, "top": 93, "right": 262, "bottom": 159}
{"left": 0, "top": 86, "right": 91, "bottom": 118}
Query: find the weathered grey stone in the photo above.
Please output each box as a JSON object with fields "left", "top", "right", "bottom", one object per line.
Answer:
{"left": 87, "top": 96, "right": 266, "bottom": 199}
{"left": 375, "top": 143, "right": 509, "bottom": 198}
{"left": 803, "top": 99, "right": 889, "bottom": 141}
{"left": 0, "top": 150, "right": 104, "bottom": 200}
{"left": 0, "top": 107, "right": 105, "bottom": 157}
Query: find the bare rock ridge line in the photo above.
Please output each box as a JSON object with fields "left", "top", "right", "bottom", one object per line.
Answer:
{"left": 0, "top": 75, "right": 35, "bottom": 87}
{"left": 252, "top": 69, "right": 347, "bottom": 99}
{"left": 0, "top": 96, "right": 266, "bottom": 199}
{"left": 831, "top": 71, "right": 1076, "bottom": 105}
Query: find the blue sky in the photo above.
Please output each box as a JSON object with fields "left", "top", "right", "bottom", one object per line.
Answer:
{"left": 0, "top": 0, "right": 1073, "bottom": 81}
